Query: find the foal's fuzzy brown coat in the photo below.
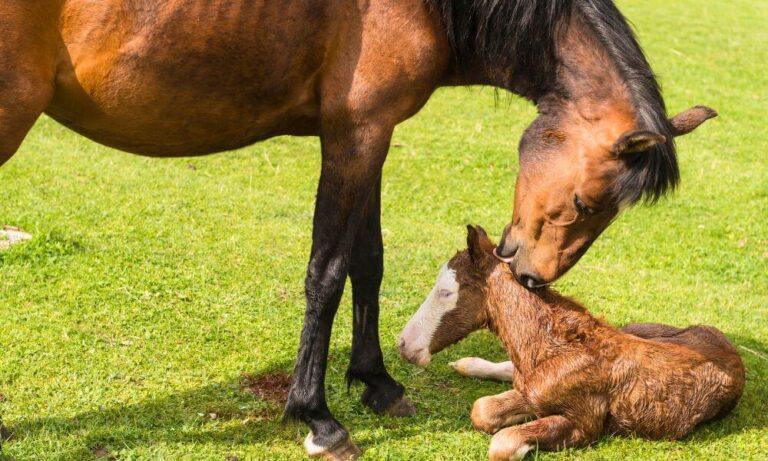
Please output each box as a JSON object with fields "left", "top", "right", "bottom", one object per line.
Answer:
{"left": 436, "top": 227, "right": 744, "bottom": 460}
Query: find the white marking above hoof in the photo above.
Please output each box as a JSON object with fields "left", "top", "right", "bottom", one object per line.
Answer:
{"left": 304, "top": 432, "right": 362, "bottom": 460}
{"left": 304, "top": 432, "right": 326, "bottom": 456}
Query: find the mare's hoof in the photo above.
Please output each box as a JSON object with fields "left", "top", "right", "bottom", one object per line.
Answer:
{"left": 304, "top": 433, "right": 362, "bottom": 461}
{"left": 385, "top": 396, "right": 416, "bottom": 417}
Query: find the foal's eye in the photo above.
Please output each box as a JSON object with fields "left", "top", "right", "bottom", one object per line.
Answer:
{"left": 439, "top": 289, "right": 454, "bottom": 298}
{"left": 574, "top": 195, "right": 595, "bottom": 216}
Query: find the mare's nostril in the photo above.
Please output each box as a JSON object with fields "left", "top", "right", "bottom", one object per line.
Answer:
{"left": 495, "top": 244, "right": 517, "bottom": 259}
{"left": 494, "top": 243, "right": 518, "bottom": 264}
{"left": 519, "top": 273, "right": 543, "bottom": 290}
{"left": 495, "top": 228, "right": 519, "bottom": 261}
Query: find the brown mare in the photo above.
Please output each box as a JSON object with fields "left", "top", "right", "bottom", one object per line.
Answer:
{"left": 399, "top": 226, "right": 744, "bottom": 460}
{"left": 2, "top": 0, "right": 716, "bottom": 458}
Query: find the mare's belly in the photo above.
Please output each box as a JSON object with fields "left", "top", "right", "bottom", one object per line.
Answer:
{"left": 45, "top": 0, "right": 331, "bottom": 156}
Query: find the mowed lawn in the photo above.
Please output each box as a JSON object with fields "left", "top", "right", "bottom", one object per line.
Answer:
{"left": 1, "top": 1, "right": 767, "bottom": 460}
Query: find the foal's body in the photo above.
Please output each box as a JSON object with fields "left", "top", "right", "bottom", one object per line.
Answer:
{"left": 400, "top": 227, "right": 744, "bottom": 460}
{"left": 479, "top": 302, "right": 743, "bottom": 446}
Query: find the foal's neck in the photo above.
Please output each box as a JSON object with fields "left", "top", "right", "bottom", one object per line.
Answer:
{"left": 484, "top": 269, "right": 601, "bottom": 375}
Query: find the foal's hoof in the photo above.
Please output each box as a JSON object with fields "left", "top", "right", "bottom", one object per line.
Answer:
{"left": 385, "top": 396, "right": 416, "bottom": 417}
{"left": 304, "top": 433, "right": 362, "bottom": 461}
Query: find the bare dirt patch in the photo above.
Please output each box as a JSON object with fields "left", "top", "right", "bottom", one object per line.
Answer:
{"left": 240, "top": 371, "right": 292, "bottom": 405}
{"left": 91, "top": 446, "right": 116, "bottom": 460}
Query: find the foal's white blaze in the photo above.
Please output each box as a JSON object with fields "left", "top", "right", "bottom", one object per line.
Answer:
{"left": 398, "top": 264, "right": 459, "bottom": 367}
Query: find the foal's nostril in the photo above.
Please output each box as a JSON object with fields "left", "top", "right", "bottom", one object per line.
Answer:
{"left": 519, "top": 273, "right": 543, "bottom": 290}
{"left": 398, "top": 337, "right": 406, "bottom": 349}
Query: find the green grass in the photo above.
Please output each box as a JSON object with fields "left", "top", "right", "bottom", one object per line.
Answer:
{"left": 1, "top": 1, "right": 767, "bottom": 460}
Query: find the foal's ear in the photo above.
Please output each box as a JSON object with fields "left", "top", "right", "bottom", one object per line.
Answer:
{"left": 669, "top": 105, "right": 718, "bottom": 136}
{"left": 612, "top": 130, "right": 666, "bottom": 156}
{"left": 466, "top": 225, "right": 495, "bottom": 264}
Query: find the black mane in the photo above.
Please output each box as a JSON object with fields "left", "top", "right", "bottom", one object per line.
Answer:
{"left": 429, "top": 0, "right": 679, "bottom": 204}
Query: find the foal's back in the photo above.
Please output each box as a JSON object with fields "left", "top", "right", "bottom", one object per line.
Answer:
{"left": 607, "top": 322, "right": 745, "bottom": 440}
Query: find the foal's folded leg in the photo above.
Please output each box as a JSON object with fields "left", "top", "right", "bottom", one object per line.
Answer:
{"left": 471, "top": 389, "right": 533, "bottom": 434}
{"left": 449, "top": 358, "right": 515, "bottom": 381}
{"left": 488, "top": 412, "right": 603, "bottom": 461}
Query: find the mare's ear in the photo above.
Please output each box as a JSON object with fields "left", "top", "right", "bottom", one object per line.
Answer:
{"left": 466, "top": 225, "right": 495, "bottom": 264}
{"left": 669, "top": 105, "right": 718, "bottom": 136}
{"left": 612, "top": 130, "right": 666, "bottom": 156}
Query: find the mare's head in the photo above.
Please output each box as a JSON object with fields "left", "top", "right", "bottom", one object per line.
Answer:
{"left": 432, "top": 0, "right": 718, "bottom": 288}
{"left": 496, "top": 103, "right": 717, "bottom": 288}
{"left": 398, "top": 225, "right": 502, "bottom": 366}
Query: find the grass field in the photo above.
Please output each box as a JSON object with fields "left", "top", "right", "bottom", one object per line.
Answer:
{"left": 1, "top": 1, "right": 767, "bottom": 460}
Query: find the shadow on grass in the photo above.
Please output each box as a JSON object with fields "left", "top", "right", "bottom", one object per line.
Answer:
{"left": 4, "top": 334, "right": 766, "bottom": 459}
{"left": 2, "top": 353, "right": 483, "bottom": 460}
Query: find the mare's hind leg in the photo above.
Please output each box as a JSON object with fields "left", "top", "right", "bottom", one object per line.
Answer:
{"left": 450, "top": 358, "right": 515, "bottom": 382}
{"left": 346, "top": 176, "right": 414, "bottom": 416}
{"left": 0, "top": 2, "right": 58, "bottom": 166}
{"left": 0, "top": 2, "right": 58, "bottom": 443}
{"left": 471, "top": 389, "right": 533, "bottom": 434}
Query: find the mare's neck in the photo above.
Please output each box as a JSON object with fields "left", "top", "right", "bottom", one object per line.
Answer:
{"left": 442, "top": 7, "right": 634, "bottom": 116}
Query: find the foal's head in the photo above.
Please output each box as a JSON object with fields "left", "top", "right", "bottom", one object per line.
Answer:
{"left": 398, "top": 225, "right": 503, "bottom": 366}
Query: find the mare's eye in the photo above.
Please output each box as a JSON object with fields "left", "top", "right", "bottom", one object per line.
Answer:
{"left": 439, "top": 289, "right": 454, "bottom": 298}
{"left": 574, "top": 195, "right": 595, "bottom": 216}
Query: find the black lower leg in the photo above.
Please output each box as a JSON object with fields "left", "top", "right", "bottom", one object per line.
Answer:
{"left": 284, "top": 278, "right": 349, "bottom": 449}
{"left": 346, "top": 179, "right": 406, "bottom": 414}
{"left": 284, "top": 179, "right": 357, "bottom": 449}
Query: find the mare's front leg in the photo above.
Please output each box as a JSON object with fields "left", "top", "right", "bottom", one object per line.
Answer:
{"left": 284, "top": 121, "right": 393, "bottom": 460}
{"left": 346, "top": 176, "right": 414, "bottom": 416}
{"left": 471, "top": 389, "right": 532, "bottom": 434}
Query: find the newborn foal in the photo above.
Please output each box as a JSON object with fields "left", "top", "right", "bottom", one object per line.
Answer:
{"left": 399, "top": 226, "right": 744, "bottom": 460}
